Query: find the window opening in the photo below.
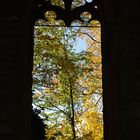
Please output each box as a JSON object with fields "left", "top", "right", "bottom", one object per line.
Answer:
{"left": 33, "top": 0, "right": 103, "bottom": 139}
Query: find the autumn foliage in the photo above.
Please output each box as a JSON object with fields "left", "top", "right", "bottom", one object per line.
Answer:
{"left": 33, "top": 15, "right": 103, "bottom": 139}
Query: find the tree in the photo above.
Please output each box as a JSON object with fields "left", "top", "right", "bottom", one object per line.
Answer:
{"left": 33, "top": 15, "right": 103, "bottom": 139}
{"left": 32, "top": 109, "right": 46, "bottom": 140}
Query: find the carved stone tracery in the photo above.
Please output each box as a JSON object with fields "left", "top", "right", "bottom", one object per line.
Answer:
{"left": 34, "top": 0, "right": 101, "bottom": 26}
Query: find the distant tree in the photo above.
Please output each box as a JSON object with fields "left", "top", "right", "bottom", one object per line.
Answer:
{"left": 32, "top": 109, "right": 46, "bottom": 140}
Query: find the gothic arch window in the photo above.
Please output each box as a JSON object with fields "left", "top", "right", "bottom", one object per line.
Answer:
{"left": 33, "top": 0, "right": 103, "bottom": 139}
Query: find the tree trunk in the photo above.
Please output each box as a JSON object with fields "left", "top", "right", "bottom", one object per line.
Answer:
{"left": 69, "top": 79, "right": 76, "bottom": 140}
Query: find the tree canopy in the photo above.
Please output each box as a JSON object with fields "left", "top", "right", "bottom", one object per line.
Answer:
{"left": 33, "top": 13, "right": 103, "bottom": 139}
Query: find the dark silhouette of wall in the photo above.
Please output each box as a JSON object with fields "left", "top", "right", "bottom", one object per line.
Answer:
{"left": 102, "top": 0, "right": 140, "bottom": 139}
{"left": 0, "top": 1, "right": 33, "bottom": 140}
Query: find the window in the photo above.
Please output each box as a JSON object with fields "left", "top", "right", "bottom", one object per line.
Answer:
{"left": 33, "top": 0, "right": 103, "bottom": 139}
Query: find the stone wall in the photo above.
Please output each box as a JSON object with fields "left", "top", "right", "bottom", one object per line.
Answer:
{"left": 103, "top": 0, "right": 140, "bottom": 139}
{"left": 0, "top": 1, "right": 33, "bottom": 139}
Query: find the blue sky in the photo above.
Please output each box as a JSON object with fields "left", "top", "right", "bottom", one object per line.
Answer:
{"left": 73, "top": 37, "right": 87, "bottom": 53}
